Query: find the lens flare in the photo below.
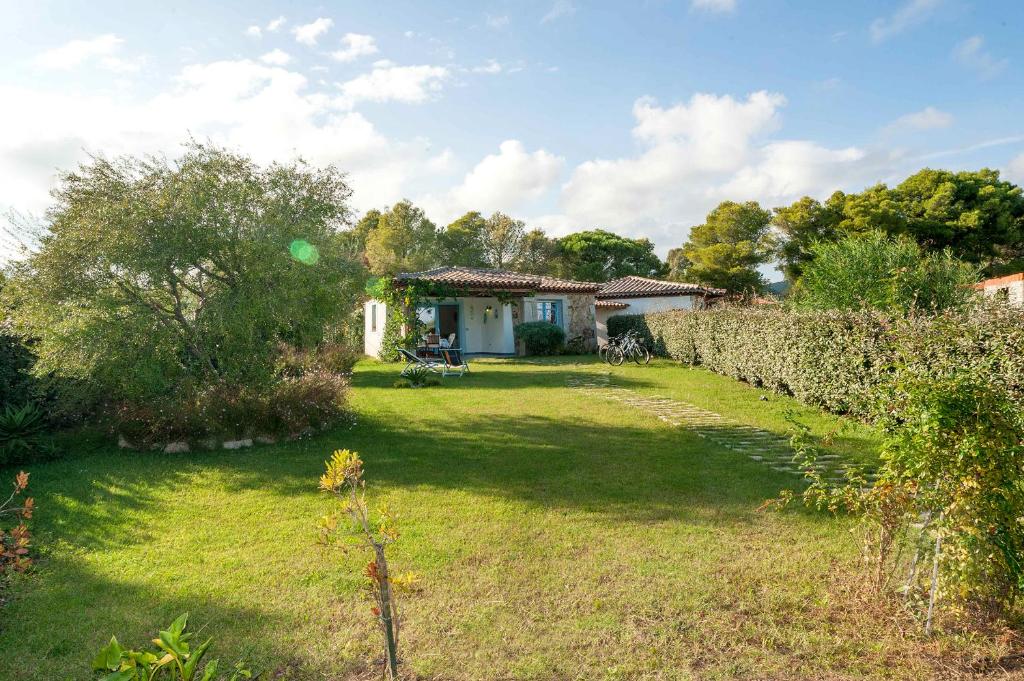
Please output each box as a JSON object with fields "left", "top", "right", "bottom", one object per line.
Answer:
{"left": 289, "top": 239, "right": 320, "bottom": 265}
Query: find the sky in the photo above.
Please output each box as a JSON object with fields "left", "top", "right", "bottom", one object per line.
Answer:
{"left": 2, "top": 0, "right": 1024, "bottom": 261}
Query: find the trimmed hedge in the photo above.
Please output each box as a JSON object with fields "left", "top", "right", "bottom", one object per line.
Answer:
{"left": 608, "top": 304, "right": 1024, "bottom": 417}
{"left": 514, "top": 321, "right": 566, "bottom": 355}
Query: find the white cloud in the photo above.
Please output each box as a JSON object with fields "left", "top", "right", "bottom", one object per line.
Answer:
{"left": 953, "top": 35, "right": 1008, "bottom": 80}
{"left": 259, "top": 49, "right": 292, "bottom": 66}
{"left": 541, "top": 0, "right": 576, "bottom": 24}
{"left": 330, "top": 33, "right": 378, "bottom": 62}
{"left": 245, "top": 25, "right": 262, "bottom": 39}
{"left": 870, "top": 0, "right": 941, "bottom": 43}
{"left": 338, "top": 64, "right": 449, "bottom": 106}
{"left": 34, "top": 34, "right": 140, "bottom": 73}
{"left": 452, "top": 140, "right": 563, "bottom": 210}
{"left": 887, "top": 106, "right": 953, "bottom": 132}
{"left": 0, "top": 58, "right": 454, "bottom": 224}
{"left": 554, "top": 92, "right": 875, "bottom": 248}
{"left": 691, "top": 0, "right": 737, "bottom": 13}
{"left": 471, "top": 59, "right": 503, "bottom": 74}
{"left": 1007, "top": 153, "right": 1024, "bottom": 185}
{"left": 419, "top": 140, "right": 563, "bottom": 223}
{"left": 486, "top": 14, "right": 510, "bottom": 29}
{"left": 266, "top": 16, "right": 287, "bottom": 32}
{"left": 293, "top": 17, "right": 333, "bottom": 46}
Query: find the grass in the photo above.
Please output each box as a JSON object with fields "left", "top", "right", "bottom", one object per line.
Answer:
{"left": 0, "top": 357, "right": 1006, "bottom": 679}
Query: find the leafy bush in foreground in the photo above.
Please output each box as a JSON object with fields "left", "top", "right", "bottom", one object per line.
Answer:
{"left": 92, "top": 613, "right": 253, "bottom": 680}
{"left": 514, "top": 321, "right": 565, "bottom": 355}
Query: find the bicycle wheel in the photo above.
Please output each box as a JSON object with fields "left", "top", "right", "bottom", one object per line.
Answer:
{"left": 608, "top": 346, "right": 625, "bottom": 366}
{"left": 636, "top": 346, "right": 651, "bottom": 365}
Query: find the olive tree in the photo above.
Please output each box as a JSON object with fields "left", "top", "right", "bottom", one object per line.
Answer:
{"left": 3, "top": 143, "right": 363, "bottom": 415}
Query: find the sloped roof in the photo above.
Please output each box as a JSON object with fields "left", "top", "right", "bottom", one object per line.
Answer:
{"left": 595, "top": 300, "right": 630, "bottom": 310}
{"left": 394, "top": 266, "right": 601, "bottom": 293}
{"left": 596, "top": 275, "right": 726, "bottom": 299}
{"left": 975, "top": 272, "right": 1024, "bottom": 290}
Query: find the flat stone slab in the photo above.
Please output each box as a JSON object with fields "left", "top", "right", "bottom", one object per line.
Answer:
{"left": 568, "top": 372, "right": 872, "bottom": 481}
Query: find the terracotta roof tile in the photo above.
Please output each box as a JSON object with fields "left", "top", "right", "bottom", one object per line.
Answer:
{"left": 596, "top": 275, "right": 725, "bottom": 299}
{"left": 595, "top": 300, "right": 630, "bottom": 310}
{"left": 394, "top": 266, "right": 601, "bottom": 293}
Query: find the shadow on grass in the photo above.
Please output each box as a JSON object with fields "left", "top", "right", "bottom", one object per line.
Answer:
{"left": 0, "top": 555, "right": 336, "bottom": 680}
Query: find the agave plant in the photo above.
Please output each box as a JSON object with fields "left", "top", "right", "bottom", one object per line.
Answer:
{"left": 92, "top": 613, "right": 253, "bottom": 680}
{"left": 0, "top": 403, "right": 47, "bottom": 463}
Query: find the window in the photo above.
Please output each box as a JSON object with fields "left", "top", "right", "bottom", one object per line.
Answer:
{"left": 370, "top": 304, "right": 377, "bottom": 332}
{"left": 535, "top": 300, "right": 562, "bottom": 326}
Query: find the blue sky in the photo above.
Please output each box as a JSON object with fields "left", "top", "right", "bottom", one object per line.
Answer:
{"left": 2, "top": 0, "right": 1023, "bottom": 258}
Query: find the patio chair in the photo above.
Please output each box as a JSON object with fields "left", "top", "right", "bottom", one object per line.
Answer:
{"left": 397, "top": 348, "right": 443, "bottom": 376}
{"left": 440, "top": 348, "right": 469, "bottom": 377}
{"left": 447, "top": 333, "right": 457, "bottom": 347}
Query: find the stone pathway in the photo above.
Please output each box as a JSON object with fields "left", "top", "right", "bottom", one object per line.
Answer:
{"left": 567, "top": 373, "right": 872, "bottom": 482}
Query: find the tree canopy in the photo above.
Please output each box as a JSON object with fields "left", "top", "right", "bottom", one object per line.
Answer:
{"left": 364, "top": 200, "right": 439, "bottom": 275}
{"left": 439, "top": 211, "right": 488, "bottom": 267}
{"left": 556, "top": 229, "right": 665, "bottom": 282}
{"left": 774, "top": 168, "right": 1024, "bottom": 282}
{"left": 678, "top": 201, "right": 774, "bottom": 292}
{"left": 2, "top": 143, "right": 363, "bottom": 404}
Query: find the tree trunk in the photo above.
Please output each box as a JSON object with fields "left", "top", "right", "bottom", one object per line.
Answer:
{"left": 375, "top": 547, "right": 400, "bottom": 680}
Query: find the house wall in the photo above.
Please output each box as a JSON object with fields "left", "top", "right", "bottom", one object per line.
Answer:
{"left": 422, "top": 296, "right": 515, "bottom": 354}
{"left": 364, "top": 299, "right": 386, "bottom": 357}
{"left": 595, "top": 295, "right": 697, "bottom": 345}
{"left": 979, "top": 279, "right": 1024, "bottom": 307}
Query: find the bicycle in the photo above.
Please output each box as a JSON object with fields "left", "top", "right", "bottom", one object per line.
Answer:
{"left": 603, "top": 329, "right": 651, "bottom": 365}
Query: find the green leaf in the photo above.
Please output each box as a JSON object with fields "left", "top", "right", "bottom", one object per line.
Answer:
{"left": 182, "top": 638, "right": 213, "bottom": 680}
{"left": 92, "top": 636, "right": 124, "bottom": 671}
{"left": 199, "top": 658, "right": 219, "bottom": 681}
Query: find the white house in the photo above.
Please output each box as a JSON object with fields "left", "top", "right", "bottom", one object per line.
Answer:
{"left": 594, "top": 276, "right": 725, "bottom": 345}
{"left": 364, "top": 266, "right": 601, "bottom": 357}
{"left": 975, "top": 272, "right": 1024, "bottom": 306}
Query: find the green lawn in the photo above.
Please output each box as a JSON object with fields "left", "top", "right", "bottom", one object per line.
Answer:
{"left": 0, "top": 358, "right": 987, "bottom": 679}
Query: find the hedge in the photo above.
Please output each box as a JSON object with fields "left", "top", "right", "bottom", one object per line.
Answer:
{"left": 514, "top": 321, "right": 566, "bottom": 355}
{"left": 608, "top": 304, "right": 1024, "bottom": 418}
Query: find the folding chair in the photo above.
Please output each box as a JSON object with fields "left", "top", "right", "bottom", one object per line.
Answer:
{"left": 440, "top": 348, "right": 469, "bottom": 377}
{"left": 397, "top": 348, "right": 443, "bottom": 377}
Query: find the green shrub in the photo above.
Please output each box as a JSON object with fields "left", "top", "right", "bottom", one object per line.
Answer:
{"left": 113, "top": 370, "right": 349, "bottom": 448}
{"left": 514, "top": 321, "right": 565, "bottom": 355}
{"left": 609, "top": 308, "right": 893, "bottom": 415}
{"left": 0, "top": 403, "right": 52, "bottom": 467}
{"left": 609, "top": 302, "right": 1024, "bottom": 418}
{"left": 794, "top": 231, "right": 981, "bottom": 313}
{"left": 92, "top": 613, "right": 253, "bottom": 680}
{"left": 2, "top": 143, "right": 363, "bottom": 445}
{"left": 876, "top": 369, "right": 1024, "bottom": 622}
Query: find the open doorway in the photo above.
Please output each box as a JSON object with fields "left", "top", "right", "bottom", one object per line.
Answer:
{"left": 437, "top": 304, "right": 460, "bottom": 348}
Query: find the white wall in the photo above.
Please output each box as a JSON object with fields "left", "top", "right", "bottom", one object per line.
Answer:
{"left": 595, "top": 295, "right": 696, "bottom": 345}
{"left": 460, "top": 297, "right": 515, "bottom": 354}
{"left": 980, "top": 280, "right": 1024, "bottom": 307}
{"left": 364, "top": 299, "right": 386, "bottom": 357}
